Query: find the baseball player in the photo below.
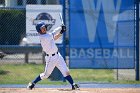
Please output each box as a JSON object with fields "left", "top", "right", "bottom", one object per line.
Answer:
{"left": 27, "top": 22, "right": 79, "bottom": 90}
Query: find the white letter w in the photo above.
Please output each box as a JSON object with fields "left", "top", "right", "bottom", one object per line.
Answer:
{"left": 82, "top": 0, "right": 121, "bottom": 43}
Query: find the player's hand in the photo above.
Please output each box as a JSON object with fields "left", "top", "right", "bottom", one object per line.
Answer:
{"left": 60, "top": 25, "right": 66, "bottom": 34}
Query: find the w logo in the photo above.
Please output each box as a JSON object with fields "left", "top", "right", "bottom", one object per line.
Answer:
{"left": 82, "top": 0, "right": 121, "bottom": 43}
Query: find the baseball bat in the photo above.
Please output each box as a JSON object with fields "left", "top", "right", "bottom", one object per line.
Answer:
{"left": 59, "top": 13, "right": 64, "bottom": 25}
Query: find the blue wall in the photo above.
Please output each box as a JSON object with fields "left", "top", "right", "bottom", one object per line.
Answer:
{"left": 69, "top": 0, "right": 135, "bottom": 69}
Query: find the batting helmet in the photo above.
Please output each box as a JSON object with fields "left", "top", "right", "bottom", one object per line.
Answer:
{"left": 36, "top": 22, "right": 46, "bottom": 33}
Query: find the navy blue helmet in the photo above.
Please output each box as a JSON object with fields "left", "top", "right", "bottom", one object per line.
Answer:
{"left": 36, "top": 22, "right": 46, "bottom": 33}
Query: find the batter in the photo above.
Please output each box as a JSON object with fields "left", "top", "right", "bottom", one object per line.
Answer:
{"left": 27, "top": 22, "right": 79, "bottom": 90}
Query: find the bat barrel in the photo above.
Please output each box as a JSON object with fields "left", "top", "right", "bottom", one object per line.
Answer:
{"left": 59, "top": 13, "right": 64, "bottom": 25}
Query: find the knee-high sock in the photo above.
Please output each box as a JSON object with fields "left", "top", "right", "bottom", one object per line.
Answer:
{"left": 32, "top": 75, "right": 42, "bottom": 84}
{"left": 65, "top": 75, "right": 74, "bottom": 85}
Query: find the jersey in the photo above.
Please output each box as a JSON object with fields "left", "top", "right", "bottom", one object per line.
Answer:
{"left": 39, "top": 27, "right": 61, "bottom": 54}
{"left": 40, "top": 33, "right": 58, "bottom": 54}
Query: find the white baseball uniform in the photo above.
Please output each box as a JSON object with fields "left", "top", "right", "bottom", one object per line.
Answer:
{"left": 39, "top": 27, "right": 69, "bottom": 80}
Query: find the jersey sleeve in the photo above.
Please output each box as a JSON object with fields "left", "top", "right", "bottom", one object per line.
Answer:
{"left": 52, "top": 27, "right": 62, "bottom": 36}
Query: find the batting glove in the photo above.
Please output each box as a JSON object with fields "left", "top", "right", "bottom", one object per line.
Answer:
{"left": 60, "top": 25, "right": 66, "bottom": 34}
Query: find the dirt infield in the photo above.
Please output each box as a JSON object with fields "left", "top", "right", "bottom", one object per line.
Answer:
{"left": 0, "top": 88, "right": 140, "bottom": 93}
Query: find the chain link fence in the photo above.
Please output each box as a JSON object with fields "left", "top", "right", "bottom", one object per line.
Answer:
{"left": 0, "top": 0, "right": 65, "bottom": 84}
{"left": 68, "top": 0, "right": 138, "bottom": 83}
{"left": 0, "top": 0, "right": 60, "bottom": 63}
{"left": 0, "top": 0, "right": 139, "bottom": 85}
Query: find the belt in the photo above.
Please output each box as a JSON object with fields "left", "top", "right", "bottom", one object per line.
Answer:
{"left": 45, "top": 52, "right": 58, "bottom": 56}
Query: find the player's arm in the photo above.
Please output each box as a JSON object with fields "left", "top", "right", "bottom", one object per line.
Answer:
{"left": 54, "top": 33, "right": 62, "bottom": 40}
{"left": 53, "top": 25, "right": 66, "bottom": 40}
{"left": 52, "top": 26, "right": 62, "bottom": 40}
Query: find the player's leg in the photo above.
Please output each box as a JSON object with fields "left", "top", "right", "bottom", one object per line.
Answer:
{"left": 56, "top": 53, "right": 79, "bottom": 90}
{"left": 27, "top": 56, "right": 56, "bottom": 90}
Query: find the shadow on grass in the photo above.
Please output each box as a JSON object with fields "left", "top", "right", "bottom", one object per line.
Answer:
{"left": 0, "top": 70, "right": 10, "bottom": 75}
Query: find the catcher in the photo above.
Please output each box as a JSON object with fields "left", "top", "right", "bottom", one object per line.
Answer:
{"left": 27, "top": 22, "right": 79, "bottom": 90}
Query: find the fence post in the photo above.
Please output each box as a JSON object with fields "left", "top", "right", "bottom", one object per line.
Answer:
{"left": 135, "top": 0, "right": 139, "bottom": 81}
{"left": 25, "top": 53, "right": 29, "bottom": 63}
{"left": 42, "top": 51, "right": 45, "bottom": 64}
{"left": 62, "top": 0, "right": 67, "bottom": 82}
{"left": 25, "top": 45, "right": 29, "bottom": 64}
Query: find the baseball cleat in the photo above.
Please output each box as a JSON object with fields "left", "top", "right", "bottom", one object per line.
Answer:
{"left": 27, "top": 82, "right": 35, "bottom": 90}
{"left": 72, "top": 83, "right": 80, "bottom": 90}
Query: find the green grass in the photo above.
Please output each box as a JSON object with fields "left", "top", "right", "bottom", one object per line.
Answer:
{"left": 0, "top": 64, "right": 140, "bottom": 84}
